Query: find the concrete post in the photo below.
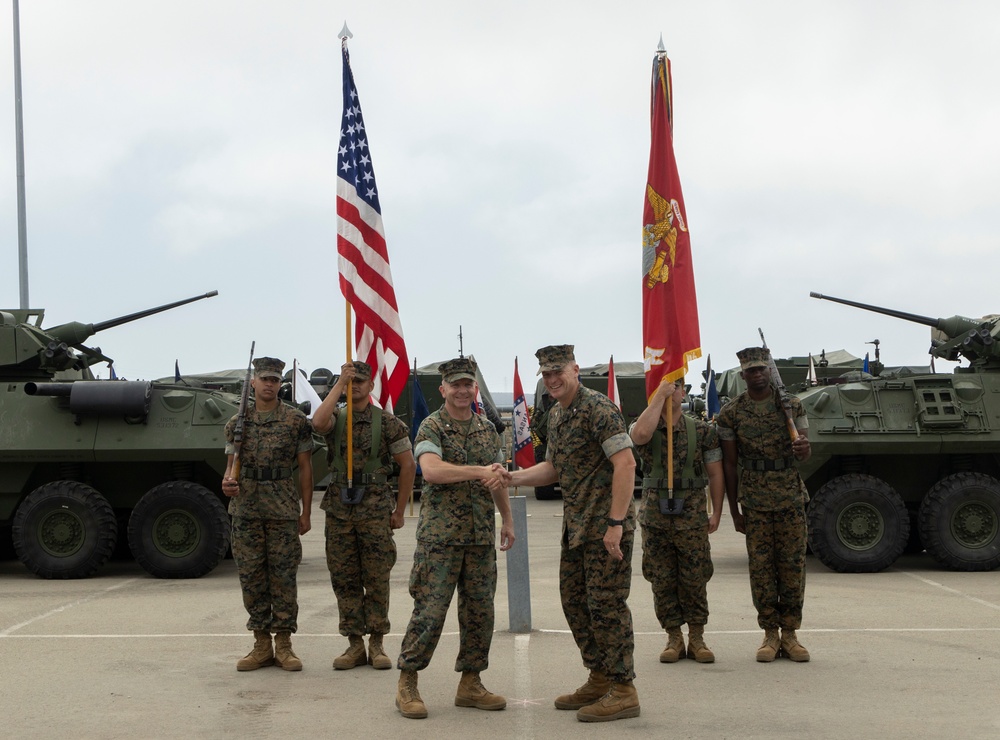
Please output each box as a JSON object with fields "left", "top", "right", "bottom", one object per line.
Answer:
{"left": 505, "top": 494, "right": 531, "bottom": 632}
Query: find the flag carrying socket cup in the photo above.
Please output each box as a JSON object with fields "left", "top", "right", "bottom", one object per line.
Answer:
{"left": 658, "top": 497, "right": 685, "bottom": 516}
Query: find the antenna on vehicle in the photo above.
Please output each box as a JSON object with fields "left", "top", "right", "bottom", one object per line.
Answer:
{"left": 866, "top": 338, "right": 882, "bottom": 376}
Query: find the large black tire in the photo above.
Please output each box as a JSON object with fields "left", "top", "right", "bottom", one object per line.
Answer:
{"left": 807, "top": 473, "right": 909, "bottom": 573}
{"left": 128, "top": 481, "right": 231, "bottom": 578}
{"left": 12, "top": 481, "right": 118, "bottom": 579}
{"left": 919, "top": 472, "right": 1000, "bottom": 572}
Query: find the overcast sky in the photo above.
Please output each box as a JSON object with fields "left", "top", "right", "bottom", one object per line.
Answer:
{"left": 2, "top": 1, "right": 999, "bottom": 398}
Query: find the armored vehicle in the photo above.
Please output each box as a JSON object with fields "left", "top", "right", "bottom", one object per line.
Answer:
{"left": 798, "top": 293, "right": 1000, "bottom": 573}
{"left": 1, "top": 292, "right": 239, "bottom": 580}
{"left": 714, "top": 349, "right": 866, "bottom": 400}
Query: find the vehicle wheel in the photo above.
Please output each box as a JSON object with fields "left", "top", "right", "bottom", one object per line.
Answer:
{"left": 128, "top": 481, "right": 231, "bottom": 578}
{"left": 807, "top": 473, "right": 908, "bottom": 573}
{"left": 919, "top": 472, "right": 1000, "bottom": 571}
{"left": 534, "top": 484, "right": 561, "bottom": 501}
{"left": 12, "top": 481, "right": 118, "bottom": 579}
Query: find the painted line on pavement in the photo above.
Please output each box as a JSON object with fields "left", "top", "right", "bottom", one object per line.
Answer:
{"left": 5, "top": 626, "right": 1000, "bottom": 640}
{"left": 0, "top": 579, "right": 139, "bottom": 637}
{"left": 538, "top": 627, "right": 1000, "bottom": 635}
{"left": 508, "top": 633, "right": 543, "bottom": 719}
{"left": 900, "top": 570, "right": 1000, "bottom": 611}
{"left": 1, "top": 632, "right": 410, "bottom": 639}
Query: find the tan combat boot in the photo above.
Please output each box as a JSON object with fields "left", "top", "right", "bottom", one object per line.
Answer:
{"left": 780, "top": 629, "right": 811, "bottom": 662}
{"left": 659, "top": 626, "right": 685, "bottom": 663}
{"left": 367, "top": 634, "right": 392, "bottom": 670}
{"left": 756, "top": 627, "right": 780, "bottom": 663}
{"left": 273, "top": 632, "right": 303, "bottom": 671}
{"left": 554, "top": 670, "right": 612, "bottom": 710}
{"left": 333, "top": 635, "right": 368, "bottom": 670}
{"left": 686, "top": 624, "right": 715, "bottom": 663}
{"left": 236, "top": 630, "right": 274, "bottom": 672}
{"left": 576, "top": 681, "right": 641, "bottom": 723}
{"left": 396, "top": 669, "right": 428, "bottom": 719}
{"left": 455, "top": 671, "right": 506, "bottom": 710}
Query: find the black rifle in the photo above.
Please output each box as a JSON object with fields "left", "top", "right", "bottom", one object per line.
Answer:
{"left": 230, "top": 341, "right": 256, "bottom": 480}
{"left": 757, "top": 329, "right": 799, "bottom": 443}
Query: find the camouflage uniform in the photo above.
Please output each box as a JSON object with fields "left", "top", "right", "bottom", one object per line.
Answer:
{"left": 717, "top": 389, "right": 809, "bottom": 630}
{"left": 632, "top": 416, "right": 721, "bottom": 629}
{"left": 397, "top": 406, "right": 504, "bottom": 673}
{"left": 321, "top": 402, "right": 411, "bottom": 637}
{"left": 225, "top": 400, "right": 314, "bottom": 634}
{"left": 547, "top": 384, "right": 636, "bottom": 682}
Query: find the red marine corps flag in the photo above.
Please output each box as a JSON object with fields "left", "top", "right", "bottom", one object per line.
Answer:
{"left": 337, "top": 28, "right": 409, "bottom": 409}
{"left": 641, "top": 39, "right": 701, "bottom": 398}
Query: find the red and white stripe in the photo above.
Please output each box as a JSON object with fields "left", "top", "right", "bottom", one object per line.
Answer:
{"left": 337, "top": 185, "right": 408, "bottom": 410}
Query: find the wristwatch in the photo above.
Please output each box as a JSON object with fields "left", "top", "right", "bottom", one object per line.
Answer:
{"left": 607, "top": 517, "right": 625, "bottom": 527}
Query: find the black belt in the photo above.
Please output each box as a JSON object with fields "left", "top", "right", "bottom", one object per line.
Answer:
{"left": 330, "top": 472, "right": 387, "bottom": 485}
{"left": 642, "top": 477, "right": 708, "bottom": 491}
{"left": 740, "top": 456, "right": 796, "bottom": 472}
{"left": 241, "top": 466, "right": 293, "bottom": 481}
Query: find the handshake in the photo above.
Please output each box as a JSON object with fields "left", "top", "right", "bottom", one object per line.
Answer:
{"left": 481, "top": 463, "right": 512, "bottom": 492}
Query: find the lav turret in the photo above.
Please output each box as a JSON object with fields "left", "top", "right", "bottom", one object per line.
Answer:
{"left": 0, "top": 291, "right": 218, "bottom": 379}
{"left": 810, "top": 292, "right": 1000, "bottom": 368}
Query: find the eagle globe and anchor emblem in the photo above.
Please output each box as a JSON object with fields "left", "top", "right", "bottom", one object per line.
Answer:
{"left": 642, "top": 183, "right": 687, "bottom": 372}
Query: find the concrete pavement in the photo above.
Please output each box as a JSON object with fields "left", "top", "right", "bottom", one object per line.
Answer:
{"left": 2, "top": 494, "right": 999, "bottom": 739}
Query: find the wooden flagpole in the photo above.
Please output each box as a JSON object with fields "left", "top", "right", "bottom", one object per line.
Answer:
{"left": 409, "top": 356, "right": 417, "bottom": 517}
{"left": 666, "top": 385, "right": 674, "bottom": 498}
{"left": 345, "top": 299, "right": 353, "bottom": 488}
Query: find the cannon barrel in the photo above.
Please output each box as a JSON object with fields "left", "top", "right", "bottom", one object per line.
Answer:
{"left": 47, "top": 291, "right": 219, "bottom": 345}
{"left": 24, "top": 382, "right": 71, "bottom": 397}
{"left": 25, "top": 380, "right": 152, "bottom": 416}
{"left": 810, "top": 292, "right": 983, "bottom": 340}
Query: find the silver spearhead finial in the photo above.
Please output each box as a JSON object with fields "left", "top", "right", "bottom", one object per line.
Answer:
{"left": 657, "top": 33, "right": 666, "bottom": 54}
{"left": 339, "top": 22, "right": 353, "bottom": 40}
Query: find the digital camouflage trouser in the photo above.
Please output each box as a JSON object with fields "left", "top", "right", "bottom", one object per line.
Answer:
{"left": 560, "top": 533, "right": 635, "bottom": 682}
{"left": 641, "top": 523, "right": 714, "bottom": 629}
{"left": 325, "top": 513, "right": 397, "bottom": 636}
{"left": 744, "top": 506, "right": 807, "bottom": 630}
{"left": 397, "top": 541, "right": 497, "bottom": 673}
{"left": 231, "top": 516, "right": 301, "bottom": 633}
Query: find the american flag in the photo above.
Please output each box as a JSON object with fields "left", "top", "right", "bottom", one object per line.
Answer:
{"left": 337, "top": 41, "right": 408, "bottom": 409}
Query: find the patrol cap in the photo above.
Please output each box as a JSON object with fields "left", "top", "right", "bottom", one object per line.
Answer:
{"left": 736, "top": 347, "right": 771, "bottom": 371}
{"left": 438, "top": 357, "right": 478, "bottom": 383}
{"left": 350, "top": 361, "right": 372, "bottom": 381}
{"left": 253, "top": 357, "right": 285, "bottom": 380}
{"left": 535, "top": 344, "right": 575, "bottom": 375}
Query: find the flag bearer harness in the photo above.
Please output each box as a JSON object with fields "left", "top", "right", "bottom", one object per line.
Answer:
{"left": 331, "top": 407, "right": 389, "bottom": 504}
{"left": 642, "top": 415, "right": 708, "bottom": 515}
